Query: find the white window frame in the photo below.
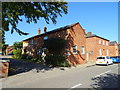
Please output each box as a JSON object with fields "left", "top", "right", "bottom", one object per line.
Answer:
{"left": 99, "top": 40, "right": 101, "bottom": 44}
{"left": 73, "top": 45, "right": 77, "bottom": 54}
{"left": 106, "top": 42, "right": 108, "bottom": 46}
{"left": 103, "top": 41, "right": 105, "bottom": 45}
{"left": 81, "top": 46, "right": 85, "bottom": 54}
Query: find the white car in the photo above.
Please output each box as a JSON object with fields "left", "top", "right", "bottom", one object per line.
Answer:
{"left": 96, "top": 56, "right": 113, "bottom": 66}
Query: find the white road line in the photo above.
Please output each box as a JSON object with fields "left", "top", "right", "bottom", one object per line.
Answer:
{"left": 68, "top": 83, "right": 82, "bottom": 90}
{"left": 94, "top": 70, "right": 111, "bottom": 78}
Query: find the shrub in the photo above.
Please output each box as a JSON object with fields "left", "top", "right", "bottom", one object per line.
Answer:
{"left": 44, "top": 37, "right": 67, "bottom": 55}
{"left": 32, "top": 58, "right": 42, "bottom": 63}
{"left": 26, "top": 56, "right": 33, "bottom": 60}
{"left": 45, "top": 55, "right": 69, "bottom": 67}
{"left": 13, "top": 49, "right": 22, "bottom": 59}
{"left": 21, "top": 54, "right": 28, "bottom": 59}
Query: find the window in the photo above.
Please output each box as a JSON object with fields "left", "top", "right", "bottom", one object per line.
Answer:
{"left": 30, "top": 39, "right": 34, "bottom": 45}
{"left": 103, "top": 41, "right": 104, "bottom": 45}
{"left": 44, "top": 36, "right": 48, "bottom": 40}
{"left": 65, "top": 50, "right": 71, "bottom": 55}
{"left": 99, "top": 49, "right": 102, "bottom": 56}
{"left": 99, "top": 40, "right": 101, "bottom": 44}
{"left": 106, "top": 42, "right": 108, "bottom": 46}
{"left": 81, "top": 46, "right": 85, "bottom": 54}
{"left": 73, "top": 45, "right": 77, "bottom": 54}
{"left": 97, "top": 57, "right": 105, "bottom": 59}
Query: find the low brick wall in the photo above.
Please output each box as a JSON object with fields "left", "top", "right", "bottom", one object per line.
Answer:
{"left": 0, "top": 60, "right": 10, "bottom": 78}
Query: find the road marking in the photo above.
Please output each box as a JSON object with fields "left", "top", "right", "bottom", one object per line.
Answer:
{"left": 94, "top": 70, "right": 111, "bottom": 78}
{"left": 68, "top": 83, "right": 82, "bottom": 90}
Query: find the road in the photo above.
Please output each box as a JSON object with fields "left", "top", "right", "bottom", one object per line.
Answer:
{"left": 2, "top": 62, "right": 119, "bottom": 89}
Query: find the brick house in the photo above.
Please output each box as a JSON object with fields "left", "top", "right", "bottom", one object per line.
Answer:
{"left": 119, "top": 44, "right": 120, "bottom": 56}
{"left": 6, "top": 46, "right": 14, "bottom": 55}
{"left": 109, "top": 41, "right": 119, "bottom": 57}
{"left": 23, "top": 22, "right": 86, "bottom": 65}
{"left": 86, "top": 32, "right": 110, "bottom": 61}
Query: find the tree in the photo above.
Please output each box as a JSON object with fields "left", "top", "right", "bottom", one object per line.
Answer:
{"left": 2, "top": 2, "right": 68, "bottom": 35}
{"left": 44, "top": 37, "right": 67, "bottom": 55}
{"left": 13, "top": 41, "right": 23, "bottom": 50}
{"left": 0, "top": 29, "right": 8, "bottom": 55}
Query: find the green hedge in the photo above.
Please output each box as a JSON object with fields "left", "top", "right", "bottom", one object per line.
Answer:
{"left": 45, "top": 55, "right": 69, "bottom": 67}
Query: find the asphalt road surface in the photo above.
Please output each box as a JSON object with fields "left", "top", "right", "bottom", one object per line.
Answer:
{"left": 2, "top": 62, "right": 119, "bottom": 89}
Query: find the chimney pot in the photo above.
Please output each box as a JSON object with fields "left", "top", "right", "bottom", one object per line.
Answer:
{"left": 38, "top": 28, "right": 41, "bottom": 35}
{"left": 44, "top": 26, "right": 47, "bottom": 33}
{"left": 87, "top": 32, "right": 92, "bottom": 35}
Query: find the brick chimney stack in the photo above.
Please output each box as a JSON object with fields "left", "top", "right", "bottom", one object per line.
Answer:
{"left": 44, "top": 26, "right": 47, "bottom": 33}
{"left": 38, "top": 28, "right": 41, "bottom": 35}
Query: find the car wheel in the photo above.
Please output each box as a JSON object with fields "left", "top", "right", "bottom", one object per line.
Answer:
{"left": 106, "top": 62, "right": 108, "bottom": 66}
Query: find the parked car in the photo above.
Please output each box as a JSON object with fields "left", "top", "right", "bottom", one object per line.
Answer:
{"left": 110, "top": 56, "right": 120, "bottom": 63}
{"left": 96, "top": 56, "right": 113, "bottom": 66}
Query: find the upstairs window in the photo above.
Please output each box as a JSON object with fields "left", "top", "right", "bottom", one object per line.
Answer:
{"left": 81, "top": 46, "right": 85, "bottom": 54}
{"left": 30, "top": 39, "right": 34, "bottom": 45}
{"left": 44, "top": 36, "right": 48, "bottom": 40}
{"left": 73, "top": 45, "right": 77, "bottom": 54}
{"left": 103, "top": 41, "right": 105, "bottom": 45}
{"left": 106, "top": 42, "right": 108, "bottom": 46}
{"left": 99, "top": 40, "right": 101, "bottom": 44}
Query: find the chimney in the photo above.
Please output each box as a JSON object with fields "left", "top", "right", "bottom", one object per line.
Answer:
{"left": 44, "top": 26, "right": 47, "bottom": 33}
{"left": 87, "top": 32, "right": 92, "bottom": 36}
{"left": 38, "top": 28, "right": 41, "bottom": 35}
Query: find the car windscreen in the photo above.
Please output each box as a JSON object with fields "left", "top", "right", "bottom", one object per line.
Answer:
{"left": 97, "top": 57, "right": 105, "bottom": 59}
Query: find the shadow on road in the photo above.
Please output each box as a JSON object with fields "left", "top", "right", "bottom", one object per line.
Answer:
{"left": 1, "top": 58, "right": 56, "bottom": 76}
{"left": 90, "top": 73, "right": 120, "bottom": 89}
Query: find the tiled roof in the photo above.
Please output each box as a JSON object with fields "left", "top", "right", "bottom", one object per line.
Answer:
{"left": 86, "top": 34, "right": 109, "bottom": 41}
{"left": 23, "top": 22, "right": 79, "bottom": 41}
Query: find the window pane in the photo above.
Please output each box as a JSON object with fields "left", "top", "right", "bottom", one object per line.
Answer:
{"left": 81, "top": 46, "right": 85, "bottom": 54}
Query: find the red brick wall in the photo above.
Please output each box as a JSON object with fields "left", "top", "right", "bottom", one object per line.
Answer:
{"left": 86, "top": 37, "right": 110, "bottom": 61}
{"left": 66, "top": 24, "right": 86, "bottom": 65}
{"left": 109, "top": 43, "right": 118, "bottom": 56}
{"left": 0, "top": 62, "right": 9, "bottom": 78}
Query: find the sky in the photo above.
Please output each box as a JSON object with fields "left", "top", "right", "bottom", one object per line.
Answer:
{"left": 5, "top": 2, "right": 118, "bottom": 45}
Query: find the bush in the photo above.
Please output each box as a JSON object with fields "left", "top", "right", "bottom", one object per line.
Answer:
{"left": 45, "top": 55, "right": 69, "bottom": 67}
{"left": 32, "top": 58, "right": 42, "bottom": 63}
{"left": 26, "top": 56, "right": 33, "bottom": 60}
{"left": 44, "top": 37, "right": 67, "bottom": 55}
{"left": 13, "top": 49, "right": 22, "bottom": 59}
{"left": 21, "top": 54, "right": 28, "bottom": 59}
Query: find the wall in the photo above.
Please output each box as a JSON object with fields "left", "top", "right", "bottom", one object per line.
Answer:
{"left": 66, "top": 23, "right": 86, "bottom": 65}
{"left": 0, "top": 61, "right": 9, "bottom": 78}
{"left": 109, "top": 43, "right": 119, "bottom": 57}
{"left": 86, "top": 37, "right": 110, "bottom": 61}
